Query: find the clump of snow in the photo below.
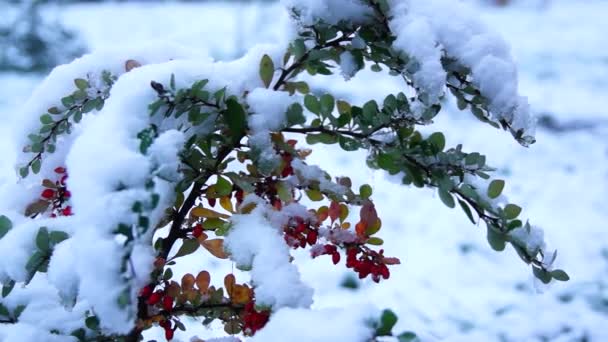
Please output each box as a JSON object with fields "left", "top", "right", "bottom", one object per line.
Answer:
{"left": 339, "top": 51, "right": 358, "bottom": 81}
{"left": 282, "top": 0, "right": 373, "bottom": 26}
{"left": 225, "top": 206, "right": 313, "bottom": 310}
{"left": 291, "top": 159, "right": 347, "bottom": 196}
{"left": 509, "top": 225, "right": 545, "bottom": 255}
{"left": 388, "top": 0, "right": 535, "bottom": 139}
{"left": 250, "top": 306, "right": 378, "bottom": 342}
{"left": 248, "top": 88, "right": 295, "bottom": 133}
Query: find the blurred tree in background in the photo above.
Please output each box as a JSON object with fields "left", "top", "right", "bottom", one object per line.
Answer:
{"left": 0, "top": 0, "right": 85, "bottom": 72}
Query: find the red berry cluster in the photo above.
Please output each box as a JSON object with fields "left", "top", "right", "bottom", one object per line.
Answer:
{"left": 41, "top": 167, "right": 72, "bottom": 217}
{"left": 159, "top": 319, "right": 175, "bottom": 340}
{"left": 279, "top": 139, "right": 297, "bottom": 178}
{"left": 314, "top": 244, "right": 341, "bottom": 265}
{"left": 139, "top": 284, "right": 176, "bottom": 339}
{"left": 242, "top": 301, "right": 270, "bottom": 336}
{"left": 141, "top": 285, "right": 174, "bottom": 311}
{"left": 283, "top": 217, "right": 318, "bottom": 249}
{"left": 346, "top": 247, "right": 390, "bottom": 283}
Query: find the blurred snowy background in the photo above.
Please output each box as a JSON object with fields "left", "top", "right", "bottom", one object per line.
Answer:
{"left": 0, "top": 0, "right": 607, "bottom": 341}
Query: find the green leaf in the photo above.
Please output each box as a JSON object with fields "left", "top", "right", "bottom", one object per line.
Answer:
{"left": 306, "top": 133, "right": 337, "bottom": 145}
{"left": 320, "top": 94, "right": 335, "bottom": 115}
{"left": 12, "top": 305, "right": 25, "bottom": 319}
{"left": 367, "top": 237, "right": 383, "bottom": 245}
{"left": 36, "top": 227, "right": 50, "bottom": 252}
{"left": 50, "top": 231, "right": 69, "bottom": 245}
{"left": 39, "top": 114, "right": 54, "bottom": 125}
{"left": 376, "top": 309, "right": 398, "bottom": 336}
{"left": 0, "top": 215, "right": 12, "bottom": 239}
{"left": 85, "top": 316, "right": 100, "bottom": 331}
{"left": 0, "top": 303, "right": 9, "bottom": 317}
{"left": 360, "top": 184, "right": 373, "bottom": 199}
{"left": 19, "top": 167, "right": 29, "bottom": 178}
{"left": 457, "top": 200, "right": 476, "bottom": 224}
{"left": 31, "top": 159, "right": 41, "bottom": 174}
{"left": 398, "top": 332, "right": 419, "bottom": 342}
{"left": 215, "top": 176, "right": 232, "bottom": 197}
{"left": 259, "top": 54, "right": 274, "bottom": 88}
{"left": 305, "top": 190, "right": 324, "bottom": 201}
{"left": 487, "top": 179, "right": 505, "bottom": 199}
{"left": 486, "top": 226, "right": 506, "bottom": 251}
{"left": 286, "top": 103, "right": 306, "bottom": 126}
{"left": 304, "top": 95, "right": 320, "bottom": 115}
{"left": 503, "top": 204, "right": 522, "bottom": 220}
{"left": 74, "top": 78, "right": 89, "bottom": 90}
{"left": 427, "top": 132, "right": 445, "bottom": 151}
{"left": 224, "top": 99, "right": 246, "bottom": 143}
{"left": 438, "top": 188, "right": 455, "bottom": 208}
{"left": 173, "top": 239, "right": 200, "bottom": 259}
{"left": 533, "top": 266, "right": 552, "bottom": 284}
{"left": 550, "top": 269, "right": 570, "bottom": 281}
{"left": 2, "top": 280, "right": 15, "bottom": 298}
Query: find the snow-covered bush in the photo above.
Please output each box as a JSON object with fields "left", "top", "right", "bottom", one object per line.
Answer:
{"left": 0, "top": 0, "right": 569, "bottom": 341}
{"left": 0, "top": 0, "right": 85, "bottom": 72}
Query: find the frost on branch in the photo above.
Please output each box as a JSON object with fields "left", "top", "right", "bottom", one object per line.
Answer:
{"left": 0, "top": 0, "right": 567, "bottom": 341}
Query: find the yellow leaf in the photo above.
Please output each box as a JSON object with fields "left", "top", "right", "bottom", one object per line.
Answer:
{"left": 239, "top": 202, "right": 257, "bottom": 214}
{"left": 202, "top": 239, "right": 230, "bottom": 259}
{"left": 220, "top": 196, "right": 234, "bottom": 213}
{"left": 191, "top": 206, "right": 230, "bottom": 219}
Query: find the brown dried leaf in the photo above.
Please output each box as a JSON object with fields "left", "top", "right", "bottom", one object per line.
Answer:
{"left": 202, "top": 239, "right": 229, "bottom": 259}
{"left": 25, "top": 199, "right": 49, "bottom": 217}
{"left": 181, "top": 273, "right": 195, "bottom": 291}
{"left": 125, "top": 59, "right": 142, "bottom": 72}
{"left": 196, "top": 271, "right": 211, "bottom": 293}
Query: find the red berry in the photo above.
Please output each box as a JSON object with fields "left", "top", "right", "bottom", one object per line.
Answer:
{"left": 207, "top": 197, "right": 216, "bottom": 207}
{"left": 41, "top": 189, "right": 55, "bottom": 199}
{"left": 62, "top": 206, "right": 72, "bottom": 216}
{"left": 164, "top": 326, "right": 174, "bottom": 340}
{"left": 332, "top": 252, "right": 341, "bottom": 265}
{"left": 60, "top": 175, "right": 68, "bottom": 185}
{"left": 140, "top": 285, "right": 153, "bottom": 298}
{"left": 162, "top": 296, "right": 173, "bottom": 311}
{"left": 192, "top": 225, "right": 203, "bottom": 238}
{"left": 147, "top": 291, "right": 162, "bottom": 305}
{"left": 63, "top": 190, "right": 71, "bottom": 198}
{"left": 54, "top": 167, "right": 66, "bottom": 174}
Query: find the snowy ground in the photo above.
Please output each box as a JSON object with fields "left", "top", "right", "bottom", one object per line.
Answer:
{"left": 1, "top": 1, "right": 607, "bottom": 341}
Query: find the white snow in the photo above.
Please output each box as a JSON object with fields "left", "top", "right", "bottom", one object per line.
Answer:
{"left": 250, "top": 306, "right": 377, "bottom": 342}
{"left": 1, "top": 1, "right": 607, "bottom": 341}
{"left": 225, "top": 205, "right": 313, "bottom": 310}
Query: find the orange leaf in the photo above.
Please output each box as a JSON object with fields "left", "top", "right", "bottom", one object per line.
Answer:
{"left": 196, "top": 271, "right": 211, "bottom": 293}
{"left": 191, "top": 206, "right": 230, "bottom": 219}
{"left": 230, "top": 284, "right": 251, "bottom": 304}
{"left": 366, "top": 218, "right": 382, "bottom": 236}
{"left": 329, "top": 201, "right": 340, "bottom": 223}
{"left": 202, "top": 239, "right": 230, "bottom": 259}
{"left": 341, "top": 222, "right": 351, "bottom": 229}
{"left": 181, "top": 273, "right": 195, "bottom": 291}
{"left": 317, "top": 206, "right": 329, "bottom": 222}
{"left": 224, "top": 274, "right": 236, "bottom": 296}
{"left": 359, "top": 201, "right": 378, "bottom": 228}
{"left": 196, "top": 232, "right": 209, "bottom": 243}
{"left": 355, "top": 221, "right": 367, "bottom": 237}
{"left": 220, "top": 196, "right": 234, "bottom": 213}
